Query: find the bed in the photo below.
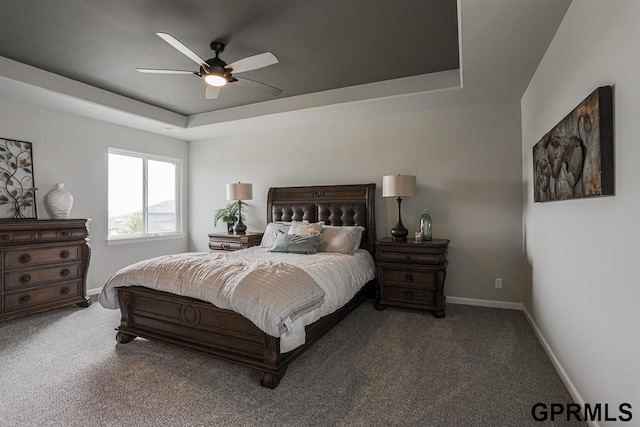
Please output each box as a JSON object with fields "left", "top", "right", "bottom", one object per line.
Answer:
{"left": 103, "top": 183, "right": 376, "bottom": 388}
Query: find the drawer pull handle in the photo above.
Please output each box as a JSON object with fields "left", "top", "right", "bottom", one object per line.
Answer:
{"left": 59, "top": 287, "right": 70, "bottom": 296}
{"left": 60, "top": 230, "right": 71, "bottom": 238}
{"left": 60, "top": 268, "right": 70, "bottom": 277}
{"left": 221, "top": 242, "right": 231, "bottom": 250}
{"left": 19, "top": 274, "right": 31, "bottom": 284}
{"left": 404, "top": 291, "right": 413, "bottom": 299}
{"left": 18, "top": 254, "right": 31, "bottom": 263}
{"left": 0, "top": 234, "right": 11, "bottom": 242}
{"left": 18, "top": 294, "right": 31, "bottom": 305}
{"left": 60, "top": 250, "right": 70, "bottom": 259}
{"left": 404, "top": 273, "right": 413, "bottom": 282}
{"left": 403, "top": 254, "right": 415, "bottom": 263}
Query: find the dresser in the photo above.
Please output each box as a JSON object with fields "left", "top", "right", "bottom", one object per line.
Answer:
{"left": 375, "top": 238, "right": 449, "bottom": 318}
{"left": 0, "top": 219, "right": 91, "bottom": 321}
{"left": 208, "top": 231, "right": 264, "bottom": 252}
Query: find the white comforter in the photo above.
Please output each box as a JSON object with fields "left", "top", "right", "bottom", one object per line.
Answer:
{"left": 100, "top": 247, "right": 375, "bottom": 352}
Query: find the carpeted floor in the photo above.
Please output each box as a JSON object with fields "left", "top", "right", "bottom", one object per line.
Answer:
{"left": 0, "top": 299, "right": 582, "bottom": 426}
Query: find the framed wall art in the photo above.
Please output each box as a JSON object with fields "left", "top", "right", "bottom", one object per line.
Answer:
{"left": 533, "top": 86, "right": 614, "bottom": 202}
{"left": 0, "top": 137, "right": 37, "bottom": 219}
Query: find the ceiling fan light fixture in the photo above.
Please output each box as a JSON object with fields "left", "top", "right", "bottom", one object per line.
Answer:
{"left": 204, "top": 74, "right": 228, "bottom": 87}
{"left": 140, "top": 34, "right": 281, "bottom": 99}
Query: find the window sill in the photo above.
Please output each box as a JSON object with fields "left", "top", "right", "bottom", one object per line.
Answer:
{"left": 107, "top": 233, "right": 185, "bottom": 245}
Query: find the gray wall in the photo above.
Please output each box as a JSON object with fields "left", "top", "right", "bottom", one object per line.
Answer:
{"left": 0, "top": 94, "right": 189, "bottom": 291}
{"left": 190, "top": 100, "right": 524, "bottom": 303}
{"left": 521, "top": 0, "right": 640, "bottom": 416}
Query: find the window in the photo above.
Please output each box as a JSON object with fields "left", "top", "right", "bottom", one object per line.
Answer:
{"left": 108, "top": 149, "right": 182, "bottom": 241}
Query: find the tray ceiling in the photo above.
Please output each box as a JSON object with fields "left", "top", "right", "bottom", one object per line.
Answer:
{"left": 0, "top": 0, "right": 459, "bottom": 116}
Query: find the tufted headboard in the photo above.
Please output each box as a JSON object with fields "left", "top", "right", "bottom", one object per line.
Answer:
{"left": 267, "top": 184, "right": 376, "bottom": 255}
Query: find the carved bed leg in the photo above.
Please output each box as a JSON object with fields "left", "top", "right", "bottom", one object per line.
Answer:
{"left": 374, "top": 275, "right": 386, "bottom": 311}
{"left": 261, "top": 372, "right": 282, "bottom": 389}
{"left": 116, "top": 331, "right": 136, "bottom": 344}
{"left": 76, "top": 296, "right": 92, "bottom": 308}
{"left": 260, "top": 335, "right": 286, "bottom": 388}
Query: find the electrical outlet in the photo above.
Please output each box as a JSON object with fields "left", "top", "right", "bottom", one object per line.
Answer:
{"left": 495, "top": 278, "right": 503, "bottom": 289}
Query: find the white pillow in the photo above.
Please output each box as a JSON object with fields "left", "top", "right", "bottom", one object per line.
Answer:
{"left": 288, "top": 220, "right": 324, "bottom": 236}
{"left": 318, "top": 226, "right": 365, "bottom": 254}
{"left": 260, "top": 222, "right": 292, "bottom": 247}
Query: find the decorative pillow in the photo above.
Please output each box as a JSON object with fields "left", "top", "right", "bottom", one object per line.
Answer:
{"left": 318, "top": 226, "right": 365, "bottom": 254}
{"left": 268, "top": 231, "right": 322, "bottom": 255}
{"left": 288, "top": 220, "right": 324, "bottom": 236}
{"left": 260, "top": 222, "right": 292, "bottom": 247}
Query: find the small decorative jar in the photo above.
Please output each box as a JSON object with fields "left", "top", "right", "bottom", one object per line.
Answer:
{"left": 420, "top": 210, "right": 432, "bottom": 241}
{"left": 44, "top": 183, "right": 74, "bottom": 219}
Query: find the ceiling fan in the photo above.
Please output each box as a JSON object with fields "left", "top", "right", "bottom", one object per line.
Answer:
{"left": 137, "top": 33, "right": 282, "bottom": 100}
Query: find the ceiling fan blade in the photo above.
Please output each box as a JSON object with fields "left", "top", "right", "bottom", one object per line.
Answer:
{"left": 205, "top": 86, "right": 221, "bottom": 99}
{"left": 156, "top": 32, "right": 208, "bottom": 69}
{"left": 136, "top": 68, "right": 196, "bottom": 75}
{"left": 225, "top": 52, "right": 278, "bottom": 73}
{"left": 235, "top": 77, "right": 282, "bottom": 97}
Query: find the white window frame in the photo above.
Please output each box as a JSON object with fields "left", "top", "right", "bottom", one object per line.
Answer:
{"left": 107, "top": 148, "right": 183, "bottom": 244}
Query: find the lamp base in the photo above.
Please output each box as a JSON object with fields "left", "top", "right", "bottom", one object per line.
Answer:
{"left": 391, "top": 224, "right": 408, "bottom": 241}
{"left": 233, "top": 199, "right": 247, "bottom": 234}
{"left": 390, "top": 196, "right": 408, "bottom": 241}
{"left": 233, "top": 219, "right": 247, "bottom": 234}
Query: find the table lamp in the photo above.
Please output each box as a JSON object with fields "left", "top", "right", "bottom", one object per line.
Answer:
{"left": 226, "top": 182, "right": 253, "bottom": 234}
{"left": 382, "top": 174, "right": 416, "bottom": 241}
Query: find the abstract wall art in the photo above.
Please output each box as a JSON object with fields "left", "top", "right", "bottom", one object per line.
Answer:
{"left": 533, "top": 86, "right": 614, "bottom": 202}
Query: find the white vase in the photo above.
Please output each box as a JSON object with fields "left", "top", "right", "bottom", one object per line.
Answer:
{"left": 45, "top": 183, "right": 74, "bottom": 219}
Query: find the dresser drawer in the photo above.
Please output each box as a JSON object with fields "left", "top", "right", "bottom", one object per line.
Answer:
{"left": 4, "top": 263, "right": 80, "bottom": 291}
{"left": 384, "top": 269, "right": 435, "bottom": 287}
{"left": 4, "top": 280, "right": 80, "bottom": 313}
{"left": 39, "top": 228, "right": 88, "bottom": 241}
{"left": 384, "top": 286, "right": 434, "bottom": 305}
{"left": 378, "top": 251, "right": 444, "bottom": 265}
{"left": 0, "top": 230, "right": 36, "bottom": 245}
{"left": 4, "top": 245, "right": 81, "bottom": 268}
{"left": 209, "top": 241, "right": 244, "bottom": 251}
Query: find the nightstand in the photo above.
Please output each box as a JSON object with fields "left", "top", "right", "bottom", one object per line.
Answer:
{"left": 208, "top": 232, "right": 264, "bottom": 252}
{"left": 375, "top": 238, "right": 449, "bottom": 318}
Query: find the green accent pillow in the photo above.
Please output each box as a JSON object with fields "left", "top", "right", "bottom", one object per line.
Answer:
{"left": 268, "top": 231, "right": 322, "bottom": 255}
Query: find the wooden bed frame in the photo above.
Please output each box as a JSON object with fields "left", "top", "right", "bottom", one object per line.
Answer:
{"left": 114, "top": 183, "right": 376, "bottom": 388}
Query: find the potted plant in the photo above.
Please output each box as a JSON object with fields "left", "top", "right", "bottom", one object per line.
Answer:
{"left": 213, "top": 201, "right": 249, "bottom": 233}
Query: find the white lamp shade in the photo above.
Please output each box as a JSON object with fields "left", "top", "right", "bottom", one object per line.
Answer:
{"left": 382, "top": 175, "right": 416, "bottom": 197}
{"left": 226, "top": 182, "right": 253, "bottom": 201}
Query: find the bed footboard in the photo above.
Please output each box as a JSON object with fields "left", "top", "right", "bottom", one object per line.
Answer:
{"left": 115, "top": 281, "right": 373, "bottom": 389}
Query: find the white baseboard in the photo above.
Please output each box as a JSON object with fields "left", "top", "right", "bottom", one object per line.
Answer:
{"left": 86, "top": 287, "right": 102, "bottom": 296}
{"left": 521, "top": 306, "right": 598, "bottom": 427}
{"left": 446, "top": 296, "right": 523, "bottom": 310}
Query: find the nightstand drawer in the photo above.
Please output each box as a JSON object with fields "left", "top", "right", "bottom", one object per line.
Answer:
{"left": 208, "top": 232, "right": 263, "bottom": 252}
{"left": 378, "top": 251, "right": 444, "bottom": 265}
{"left": 384, "top": 286, "right": 434, "bottom": 305}
{"left": 384, "top": 269, "right": 435, "bottom": 287}
{"left": 209, "top": 241, "right": 244, "bottom": 251}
